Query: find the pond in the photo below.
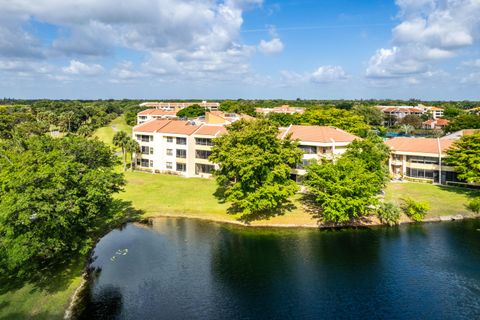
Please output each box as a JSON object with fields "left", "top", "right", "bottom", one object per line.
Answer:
{"left": 76, "top": 218, "right": 480, "bottom": 319}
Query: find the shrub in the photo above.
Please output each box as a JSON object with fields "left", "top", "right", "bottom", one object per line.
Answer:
{"left": 401, "top": 197, "right": 430, "bottom": 222}
{"left": 467, "top": 198, "right": 480, "bottom": 214}
{"left": 378, "top": 202, "right": 401, "bottom": 226}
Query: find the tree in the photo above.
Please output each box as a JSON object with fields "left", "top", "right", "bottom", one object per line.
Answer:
{"left": 305, "top": 157, "right": 382, "bottom": 223}
{"left": 352, "top": 105, "right": 384, "bottom": 125}
{"left": 399, "top": 124, "right": 414, "bottom": 135}
{"left": 209, "top": 119, "right": 303, "bottom": 221}
{"left": 399, "top": 114, "right": 422, "bottom": 128}
{"left": 443, "top": 106, "right": 464, "bottom": 119}
{"left": 0, "top": 135, "right": 125, "bottom": 276}
{"left": 176, "top": 104, "right": 205, "bottom": 118}
{"left": 113, "top": 131, "right": 130, "bottom": 171}
{"left": 444, "top": 114, "right": 480, "bottom": 132}
{"left": 301, "top": 108, "right": 371, "bottom": 136}
{"left": 77, "top": 124, "right": 94, "bottom": 137}
{"left": 125, "top": 138, "right": 140, "bottom": 171}
{"left": 445, "top": 133, "right": 480, "bottom": 183}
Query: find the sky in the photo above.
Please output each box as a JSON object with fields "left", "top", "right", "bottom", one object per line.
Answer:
{"left": 1, "top": 0, "right": 479, "bottom": 100}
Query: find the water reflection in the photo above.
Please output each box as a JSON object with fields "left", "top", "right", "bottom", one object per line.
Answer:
{"left": 77, "top": 218, "right": 480, "bottom": 320}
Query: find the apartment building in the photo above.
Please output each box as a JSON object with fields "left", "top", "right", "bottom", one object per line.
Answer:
{"left": 422, "top": 118, "right": 450, "bottom": 130}
{"left": 386, "top": 137, "right": 461, "bottom": 184}
{"left": 133, "top": 116, "right": 359, "bottom": 179}
{"left": 137, "top": 109, "right": 178, "bottom": 124}
{"left": 139, "top": 101, "right": 220, "bottom": 111}
{"left": 256, "top": 105, "right": 305, "bottom": 115}
{"left": 377, "top": 104, "right": 444, "bottom": 125}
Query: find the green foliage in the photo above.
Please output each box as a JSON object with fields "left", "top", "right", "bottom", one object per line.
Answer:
{"left": 444, "top": 114, "right": 480, "bottom": 132}
{"left": 400, "top": 115, "right": 423, "bottom": 128}
{"left": 176, "top": 104, "right": 206, "bottom": 118}
{"left": 113, "top": 131, "right": 130, "bottom": 171}
{"left": 467, "top": 198, "right": 480, "bottom": 214}
{"left": 445, "top": 133, "right": 480, "bottom": 183}
{"left": 352, "top": 105, "right": 384, "bottom": 125}
{"left": 305, "top": 157, "right": 381, "bottom": 223}
{"left": 442, "top": 106, "right": 465, "bottom": 119}
{"left": 267, "top": 113, "right": 301, "bottom": 126}
{"left": 300, "top": 108, "right": 371, "bottom": 136}
{"left": 0, "top": 135, "right": 126, "bottom": 277}
{"left": 378, "top": 202, "right": 401, "bottom": 226}
{"left": 401, "top": 197, "right": 430, "bottom": 222}
{"left": 209, "top": 119, "right": 302, "bottom": 221}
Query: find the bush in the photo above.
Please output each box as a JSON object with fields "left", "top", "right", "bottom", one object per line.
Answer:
{"left": 401, "top": 197, "right": 430, "bottom": 222}
{"left": 378, "top": 202, "right": 401, "bottom": 226}
{"left": 467, "top": 198, "right": 480, "bottom": 214}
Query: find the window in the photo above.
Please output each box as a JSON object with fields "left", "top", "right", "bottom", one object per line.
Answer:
{"left": 176, "top": 137, "right": 187, "bottom": 145}
{"left": 150, "top": 147, "right": 154, "bottom": 155}
{"left": 166, "top": 136, "right": 173, "bottom": 143}
{"left": 166, "top": 162, "right": 173, "bottom": 169}
{"left": 149, "top": 160, "right": 154, "bottom": 167}
{"left": 166, "top": 149, "right": 173, "bottom": 156}
{"left": 195, "top": 163, "right": 214, "bottom": 174}
{"left": 296, "top": 159, "right": 312, "bottom": 169}
{"left": 176, "top": 163, "right": 186, "bottom": 172}
{"left": 195, "top": 138, "right": 213, "bottom": 146}
{"left": 195, "top": 150, "right": 211, "bottom": 159}
{"left": 136, "top": 134, "right": 153, "bottom": 142}
{"left": 406, "top": 168, "right": 438, "bottom": 181}
{"left": 176, "top": 149, "right": 187, "bottom": 158}
{"left": 139, "top": 116, "right": 147, "bottom": 120}
{"left": 407, "top": 156, "right": 439, "bottom": 165}
{"left": 299, "top": 145, "right": 317, "bottom": 154}
{"left": 141, "top": 146, "right": 150, "bottom": 155}
{"left": 140, "top": 159, "right": 149, "bottom": 167}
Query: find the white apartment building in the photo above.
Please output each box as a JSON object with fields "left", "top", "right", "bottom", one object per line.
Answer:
{"left": 377, "top": 104, "right": 444, "bottom": 125}
{"left": 133, "top": 116, "right": 359, "bottom": 179}
{"left": 137, "top": 109, "right": 178, "bottom": 124}
{"left": 139, "top": 101, "right": 220, "bottom": 111}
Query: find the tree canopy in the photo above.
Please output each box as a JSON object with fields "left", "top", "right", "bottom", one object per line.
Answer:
{"left": 209, "top": 119, "right": 302, "bottom": 221}
{"left": 445, "top": 133, "right": 480, "bottom": 183}
{"left": 0, "top": 135, "right": 127, "bottom": 277}
{"left": 444, "top": 114, "right": 480, "bottom": 133}
{"left": 301, "top": 108, "right": 371, "bottom": 136}
{"left": 176, "top": 104, "right": 206, "bottom": 118}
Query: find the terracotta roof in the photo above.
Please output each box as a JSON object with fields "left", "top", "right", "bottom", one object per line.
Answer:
{"left": 429, "top": 107, "right": 444, "bottom": 111}
{"left": 156, "top": 120, "right": 200, "bottom": 135}
{"left": 385, "top": 137, "right": 455, "bottom": 154}
{"left": 193, "top": 125, "right": 227, "bottom": 137}
{"left": 382, "top": 107, "right": 423, "bottom": 113}
{"left": 138, "top": 109, "right": 177, "bottom": 116}
{"left": 133, "top": 119, "right": 171, "bottom": 132}
{"left": 281, "top": 125, "right": 358, "bottom": 143}
{"left": 436, "top": 119, "right": 450, "bottom": 126}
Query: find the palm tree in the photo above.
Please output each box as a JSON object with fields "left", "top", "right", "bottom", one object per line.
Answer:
{"left": 113, "top": 131, "right": 129, "bottom": 171}
{"left": 400, "top": 124, "right": 414, "bottom": 136}
{"left": 125, "top": 138, "right": 140, "bottom": 171}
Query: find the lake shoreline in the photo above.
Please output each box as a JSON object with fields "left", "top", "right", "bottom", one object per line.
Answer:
{"left": 141, "top": 212, "right": 480, "bottom": 230}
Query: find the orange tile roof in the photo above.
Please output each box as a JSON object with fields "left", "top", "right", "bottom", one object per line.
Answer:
{"left": 281, "top": 125, "right": 358, "bottom": 143}
{"left": 385, "top": 137, "right": 455, "bottom": 154}
{"left": 138, "top": 109, "right": 177, "bottom": 116}
{"left": 193, "top": 125, "right": 227, "bottom": 136}
{"left": 133, "top": 119, "right": 171, "bottom": 132}
{"left": 156, "top": 120, "right": 200, "bottom": 135}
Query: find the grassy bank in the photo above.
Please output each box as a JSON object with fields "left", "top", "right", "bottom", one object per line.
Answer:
{"left": 0, "top": 259, "right": 84, "bottom": 320}
{"left": 93, "top": 115, "right": 132, "bottom": 148}
{"left": 385, "top": 182, "right": 479, "bottom": 218}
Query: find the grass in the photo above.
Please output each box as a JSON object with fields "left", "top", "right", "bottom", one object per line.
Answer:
{"left": 385, "top": 182, "right": 479, "bottom": 218}
{"left": 0, "top": 259, "right": 84, "bottom": 320}
{"left": 92, "top": 115, "right": 132, "bottom": 147}
{"left": 119, "top": 171, "right": 317, "bottom": 226}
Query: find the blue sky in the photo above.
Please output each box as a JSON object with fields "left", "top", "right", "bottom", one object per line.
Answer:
{"left": 0, "top": 0, "right": 479, "bottom": 100}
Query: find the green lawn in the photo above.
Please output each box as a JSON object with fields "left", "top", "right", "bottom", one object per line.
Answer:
{"left": 93, "top": 115, "right": 132, "bottom": 147}
{"left": 0, "top": 259, "right": 84, "bottom": 320}
{"left": 385, "top": 182, "right": 479, "bottom": 218}
{"left": 119, "top": 171, "right": 317, "bottom": 225}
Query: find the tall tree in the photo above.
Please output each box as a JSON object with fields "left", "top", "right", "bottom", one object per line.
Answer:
{"left": 113, "top": 131, "right": 129, "bottom": 171}
{"left": 444, "top": 114, "right": 480, "bottom": 132}
{"left": 352, "top": 105, "right": 384, "bottom": 125}
{"left": 176, "top": 104, "right": 206, "bottom": 118}
{"left": 0, "top": 136, "right": 125, "bottom": 276}
{"left": 445, "top": 133, "right": 480, "bottom": 183}
{"left": 209, "top": 119, "right": 303, "bottom": 221}
{"left": 125, "top": 138, "right": 140, "bottom": 171}
{"left": 301, "top": 108, "right": 371, "bottom": 136}
{"left": 399, "top": 115, "right": 422, "bottom": 128}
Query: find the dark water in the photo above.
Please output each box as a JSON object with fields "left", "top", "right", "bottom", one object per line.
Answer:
{"left": 78, "top": 218, "right": 480, "bottom": 319}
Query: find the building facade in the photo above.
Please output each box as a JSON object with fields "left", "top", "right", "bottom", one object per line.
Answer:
{"left": 133, "top": 118, "right": 359, "bottom": 179}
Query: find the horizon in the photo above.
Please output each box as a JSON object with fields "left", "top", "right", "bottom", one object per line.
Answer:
{"left": 1, "top": 0, "right": 479, "bottom": 100}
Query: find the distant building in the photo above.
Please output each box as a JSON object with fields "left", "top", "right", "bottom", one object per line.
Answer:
{"left": 377, "top": 104, "right": 445, "bottom": 125}
{"left": 422, "top": 118, "right": 450, "bottom": 130}
{"left": 139, "top": 101, "right": 220, "bottom": 111}
{"left": 256, "top": 105, "right": 305, "bottom": 115}
{"left": 137, "top": 109, "right": 178, "bottom": 124}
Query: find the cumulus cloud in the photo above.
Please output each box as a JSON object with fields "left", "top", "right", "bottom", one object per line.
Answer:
{"left": 63, "top": 60, "right": 104, "bottom": 75}
{"left": 0, "top": 0, "right": 263, "bottom": 81}
{"left": 258, "top": 38, "right": 284, "bottom": 55}
{"left": 366, "top": 0, "right": 480, "bottom": 79}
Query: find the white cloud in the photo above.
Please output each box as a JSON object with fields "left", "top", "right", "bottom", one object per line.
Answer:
{"left": 367, "top": 0, "right": 480, "bottom": 79}
{"left": 310, "top": 65, "right": 348, "bottom": 83}
{"left": 63, "top": 60, "right": 104, "bottom": 75}
{"left": 258, "top": 38, "right": 284, "bottom": 55}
